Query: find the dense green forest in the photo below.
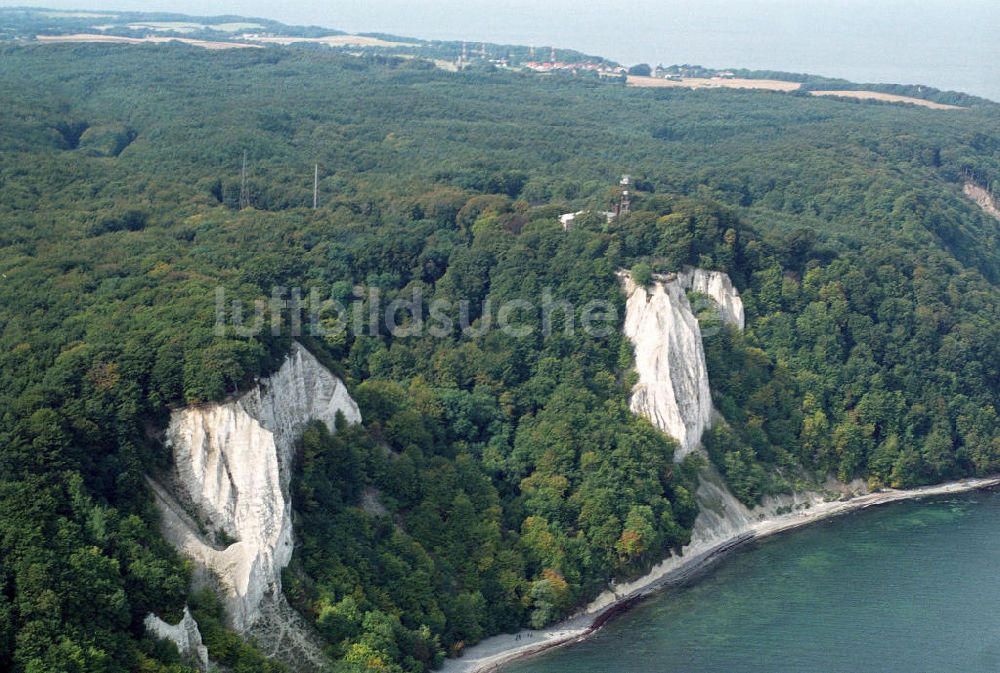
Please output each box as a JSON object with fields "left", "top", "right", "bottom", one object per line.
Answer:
{"left": 0, "top": 37, "right": 998, "bottom": 673}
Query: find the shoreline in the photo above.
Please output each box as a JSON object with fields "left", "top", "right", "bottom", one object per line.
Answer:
{"left": 440, "top": 475, "right": 1000, "bottom": 673}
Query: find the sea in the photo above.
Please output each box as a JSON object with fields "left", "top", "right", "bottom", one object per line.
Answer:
{"left": 506, "top": 488, "right": 1000, "bottom": 673}
{"left": 14, "top": 0, "right": 1000, "bottom": 101}
{"left": 324, "top": 0, "right": 1000, "bottom": 102}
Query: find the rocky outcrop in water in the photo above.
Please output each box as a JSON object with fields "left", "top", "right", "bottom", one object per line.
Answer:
{"left": 149, "top": 342, "right": 361, "bottom": 670}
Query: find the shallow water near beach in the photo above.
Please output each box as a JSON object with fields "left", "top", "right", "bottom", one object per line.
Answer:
{"left": 507, "top": 488, "right": 1000, "bottom": 673}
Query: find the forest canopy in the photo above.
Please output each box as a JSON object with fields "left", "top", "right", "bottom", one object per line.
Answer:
{"left": 0, "top": 37, "right": 998, "bottom": 673}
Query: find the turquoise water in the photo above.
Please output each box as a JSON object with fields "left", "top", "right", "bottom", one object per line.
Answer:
{"left": 508, "top": 489, "right": 1000, "bottom": 673}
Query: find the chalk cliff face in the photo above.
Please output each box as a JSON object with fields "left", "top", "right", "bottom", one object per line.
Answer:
{"left": 622, "top": 273, "right": 713, "bottom": 460}
{"left": 622, "top": 268, "right": 743, "bottom": 461}
{"left": 154, "top": 342, "right": 361, "bottom": 635}
{"left": 621, "top": 268, "right": 753, "bottom": 542}
{"left": 688, "top": 464, "right": 755, "bottom": 543}
{"left": 677, "top": 267, "right": 745, "bottom": 330}
{"left": 965, "top": 181, "right": 1000, "bottom": 222}
{"left": 620, "top": 268, "right": 856, "bottom": 552}
{"left": 144, "top": 608, "right": 209, "bottom": 670}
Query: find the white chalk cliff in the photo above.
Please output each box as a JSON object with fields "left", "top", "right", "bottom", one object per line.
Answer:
{"left": 965, "top": 181, "right": 1000, "bottom": 222}
{"left": 676, "top": 267, "right": 745, "bottom": 330}
{"left": 620, "top": 268, "right": 753, "bottom": 540}
{"left": 144, "top": 608, "right": 209, "bottom": 670}
{"left": 149, "top": 342, "right": 361, "bottom": 668}
{"left": 622, "top": 268, "right": 743, "bottom": 460}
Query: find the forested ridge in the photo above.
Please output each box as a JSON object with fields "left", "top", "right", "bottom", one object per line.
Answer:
{"left": 0, "top": 42, "right": 999, "bottom": 673}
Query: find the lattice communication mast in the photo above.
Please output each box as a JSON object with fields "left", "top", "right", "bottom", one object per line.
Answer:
{"left": 617, "top": 174, "right": 631, "bottom": 216}
{"left": 313, "top": 163, "right": 319, "bottom": 210}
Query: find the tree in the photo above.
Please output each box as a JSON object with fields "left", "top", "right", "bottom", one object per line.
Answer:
{"left": 616, "top": 505, "right": 656, "bottom": 562}
{"left": 631, "top": 262, "right": 653, "bottom": 288}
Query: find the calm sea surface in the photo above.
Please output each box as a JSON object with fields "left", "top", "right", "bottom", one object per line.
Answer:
{"left": 507, "top": 488, "right": 1000, "bottom": 673}
{"left": 324, "top": 0, "right": 1000, "bottom": 102}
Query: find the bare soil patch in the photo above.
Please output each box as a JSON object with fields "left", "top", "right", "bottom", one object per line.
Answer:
{"left": 627, "top": 75, "right": 801, "bottom": 92}
{"left": 810, "top": 89, "right": 965, "bottom": 110}
{"left": 36, "top": 34, "right": 260, "bottom": 50}
{"left": 245, "top": 35, "right": 410, "bottom": 48}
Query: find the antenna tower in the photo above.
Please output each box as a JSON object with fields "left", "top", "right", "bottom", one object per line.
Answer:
{"left": 239, "top": 150, "right": 250, "bottom": 210}
{"left": 617, "top": 175, "right": 631, "bottom": 216}
{"left": 313, "top": 164, "right": 319, "bottom": 209}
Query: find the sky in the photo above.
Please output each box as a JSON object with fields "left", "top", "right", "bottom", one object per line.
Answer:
{"left": 7, "top": 0, "right": 1000, "bottom": 100}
